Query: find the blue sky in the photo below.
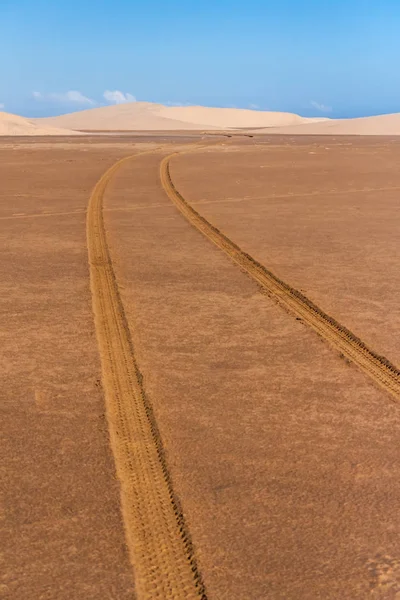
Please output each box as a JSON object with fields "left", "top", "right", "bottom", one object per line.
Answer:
{"left": 1, "top": 0, "right": 399, "bottom": 118}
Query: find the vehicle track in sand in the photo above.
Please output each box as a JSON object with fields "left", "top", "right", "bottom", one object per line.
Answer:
{"left": 87, "top": 152, "right": 206, "bottom": 600}
{"left": 160, "top": 153, "right": 400, "bottom": 402}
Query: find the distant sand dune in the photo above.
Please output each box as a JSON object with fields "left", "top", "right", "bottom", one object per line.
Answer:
{"left": 34, "top": 102, "right": 325, "bottom": 132}
{"left": 4, "top": 103, "right": 400, "bottom": 136}
{"left": 0, "top": 111, "right": 81, "bottom": 136}
{"left": 154, "top": 105, "right": 323, "bottom": 128}
{"left": 35, "top": 102, "right": 218, "bottom": 131}
{"left": 254, "top": 112, "right": 400, "bottom": 135}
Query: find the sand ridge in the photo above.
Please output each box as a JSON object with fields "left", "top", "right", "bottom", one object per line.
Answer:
{"left": 0, "top": 111, "right": 81, "bottom": 136}
{"left": 4, "top": 102, "right": 400, "bottom": 135}
{"left": 254, "top": 112, "right": 400, "bottom": 135}
{"left": 34, "top": 101, "right": 325, "bottom": 131}
{"left": 153, "top": 105, "right": 323, "bottom": 128}
{"left": 35, "top": 102, "right": 220, "bottom": 131}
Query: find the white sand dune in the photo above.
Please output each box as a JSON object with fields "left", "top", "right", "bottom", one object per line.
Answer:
{"left": 254, "top": 113, "right": 400, "bottom": 135}
{"left": 35, "top": 102, "right": 325, "bottom": 131}
{"left": 35, "top": 102, "right": 218, "bottom": 131}
{"left": 154, "top": 105, "right": 324, "bottom": 129}
{"left": 0, "top": 111, "right": 81, "bottom": 136}
{"left": 7, "top": 103, "right": 400, "bottom": 136}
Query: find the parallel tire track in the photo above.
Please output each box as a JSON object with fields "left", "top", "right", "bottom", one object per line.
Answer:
{"left": 160, "top": 153, "right": 400, "bottom": 401}
{"left": 87, "top": 153, "right": 206, "bottom": 599}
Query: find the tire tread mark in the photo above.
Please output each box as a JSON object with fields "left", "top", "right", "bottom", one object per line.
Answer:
{"left": 87, "top": 153, "right": 206, "bottom": 599}
{"left": 160, "top": 154, "right": 400, "bottom": 401}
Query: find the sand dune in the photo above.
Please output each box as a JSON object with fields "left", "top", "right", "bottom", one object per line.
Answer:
{"left": 254, "top": 112, "right": 400, "bottom": 135}
{"left": 0, "top": 111, "right": 80, "bottom": 136}
{"left": 154, "top": 105, "right": 323, "bottom": 128}
{"left": 36, "top": 102, "right": 219, "bottom": 131}
{"left": 35, "top": 102, "right": 324, "bottom": 131}
{"left": 6, "top": 103, "right": 400, "bottom": 136}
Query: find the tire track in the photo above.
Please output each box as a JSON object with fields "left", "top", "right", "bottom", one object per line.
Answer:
{"left": 160, "top": 153, "right": 400, "bottom": 401}
{"left": 87, "top": 152, "right": 206, "bottom": 599}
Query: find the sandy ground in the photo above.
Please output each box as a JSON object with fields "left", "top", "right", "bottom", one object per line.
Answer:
{"left": 0, "top": 139, "right": 157, "bottom": 599}
{"left": 171, "top": 138, "right": 400, "bottom": 367}
{"left": 106, "top": 148, "right": 400, "bottom": 599}
{"left": 2, "top": 136, "right": 400, "bottom": 599}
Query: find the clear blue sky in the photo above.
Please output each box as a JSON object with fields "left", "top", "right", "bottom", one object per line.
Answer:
{"left": 1, "top": 0, "right": 399, "bottom": 118}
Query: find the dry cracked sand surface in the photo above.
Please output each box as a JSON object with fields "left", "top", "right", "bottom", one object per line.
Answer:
{"left": 1, "top": 136, "right": 400, "bottom": 599}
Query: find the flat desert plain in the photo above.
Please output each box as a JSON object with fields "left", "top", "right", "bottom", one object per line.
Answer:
{"left": 171, "top": 137, "right": 400, "bottom": 366}
{"left": 1, "top": 135, "right": 400, "bottom": 600}
{"left": 0, "top": 137, "right": 159, "bottom": 599}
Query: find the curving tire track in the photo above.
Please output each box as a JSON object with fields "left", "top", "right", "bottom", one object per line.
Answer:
{"left": 160, "top": 153, "right": 400, "bottom": 402}
{"left": 87, "top": 152, "right": 206, "bottom": 599}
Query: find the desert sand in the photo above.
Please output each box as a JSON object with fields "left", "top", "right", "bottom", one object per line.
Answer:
{"left": 3, "top": 102, "right": 400, "bottom": 135}
{"left": 0, "top": 111, "right": 80, "bottom": 136}
{"left": 255, "top": 112, "right": 400, "bottom": 135}
{"left": 0, "top": 140, "right": 140, "bottom": 599}
{"left": 34, "top": 101, "right": 324, "bottom": 131}
{"left": 172, "top": 138, "right": 400, "bottom": 366}
{"left": 36, "top": 102, "right": 217, "bottom": 131}
{"left": 154, "top": 105, "right": 323, "bottom": 128}
{"left": 106, "top": 146, "right": 400, "bottom": 599}
{"left": 4, "top": 102, "right": 400, "bottom": 135}
{"left": 2, "top": 135, "right": 400, "bottom": 599}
